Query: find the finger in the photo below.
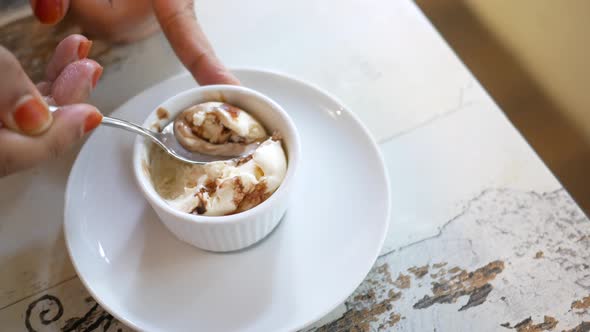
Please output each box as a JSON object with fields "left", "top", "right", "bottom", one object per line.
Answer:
{"left": 0, "top": 104, "right": 102, "bottom": 177}
{"left": 36, "top": 82, "right": 52, "bottom": 96}
{"left": 46, "top": 34, "right": 93, "bottom": 81}
{"left": 51, "top": 59, "right": 103, "bottom": 105}
{"left": 0, "top": 46, "right": 52, "bottom": 135}
{"left": 152, "top": 0, "right": 240, "bottom": 86}
{"left": 30, "top": 0, "right": 71, "bottom": 24}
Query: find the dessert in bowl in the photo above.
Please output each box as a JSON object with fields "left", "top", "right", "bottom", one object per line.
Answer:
{"left": 133, "top": 85, "right": 300, "bottom": 251}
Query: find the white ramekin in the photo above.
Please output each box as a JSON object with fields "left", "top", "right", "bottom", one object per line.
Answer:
{"left": 133, "top": 85, "right": 300, "bottom": 252}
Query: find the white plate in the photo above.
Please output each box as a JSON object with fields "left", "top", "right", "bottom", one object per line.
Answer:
{"left": 64, "top": 69, "right": 390, "bottom": 332}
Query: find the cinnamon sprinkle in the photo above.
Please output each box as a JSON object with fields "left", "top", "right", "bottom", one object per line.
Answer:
{"left": 231, "top": 178, "right": 246, "bottom": 207}
{"left": 192, "top": 192, "right": 207, "bottom": 215}
{"left": 220, "top": 103, "right": 241, "bottom": 119}
{"left": 235, "top": 155, "right": 253, "bottom": 166}
{"left": 236, "top": 182, "right": 269, "bottom": 213}
{"left": 156, "top": 107, "right": 169, "bottom": 120}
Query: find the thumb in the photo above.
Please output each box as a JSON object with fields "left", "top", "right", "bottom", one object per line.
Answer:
{"left": 0, "top": 104, "right": 102, "bottom": 177}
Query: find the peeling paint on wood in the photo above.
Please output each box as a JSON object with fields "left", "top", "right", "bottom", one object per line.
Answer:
{"left": 514, "top": 316, "right": 558, "bottom": 332}
{"left": 309, "top": 189, "right": 590, "bottom": 331}
{"left": 316, "top": 263, "right": 403, "bottom": 332}
{"left": 408, "top": 265, "right": 429, "bottom": 278}
{"left": 572, "top": 296, "right": 590, "bottom": 311}
{"left": 430, "top": 267, "right": 447, "bottom": 279}
{"left": 393, "top": 273, "right": 411, "bottom": 289}
{"left": 564, "top": 322, "right": 590, "bottom": 332}
{"left": 4, "top": 185, "right": 590, "bottom": 331}
{"left": 413, "top": 260, "right": 504, "bottom": 311}
{"left": 433, "top": 262, "right": 448, "bottom": 269}
{"left": 449, "top": 266, "right": 462, "bottom": 274}
{"left": 458, "top": 283, "right": 493, "bottom": 311}
{"left": 504, "top": 316, "right": 558, "bottom": 332}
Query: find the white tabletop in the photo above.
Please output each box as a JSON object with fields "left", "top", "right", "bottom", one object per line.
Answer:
{"left": 2, "top": 0, "right": 589, "bottom": 331}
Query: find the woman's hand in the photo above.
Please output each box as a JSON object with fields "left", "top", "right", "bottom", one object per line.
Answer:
{"left": 30, "top": 0, "right": 239, "bottom": 86}
{"left": 0, "top": 34, "right": 103, "bottom": 177}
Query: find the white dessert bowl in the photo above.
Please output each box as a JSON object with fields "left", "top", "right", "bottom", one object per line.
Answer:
{"left": 133, "top": 85, "right": 301, "bottom": 252}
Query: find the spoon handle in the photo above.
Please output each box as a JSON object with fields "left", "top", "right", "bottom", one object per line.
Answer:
{"left": 48, "top": 105, "right": 161, "bottom": 143}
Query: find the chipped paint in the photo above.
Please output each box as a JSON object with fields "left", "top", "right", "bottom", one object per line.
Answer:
{"left": 382, "top": 313, "right": 401, "bottom": 329}
{"left": 564, "top": 322, "right": 590, "bottom": 332}
{"left": 503, "top": 316, "right": 558, "bottom": 332}
{"left": 459, "top": 283, "right": 493, "bottom": 311}
{"left": 316, "top": 263, "right": 402, "bottom": 332}
{"left": 373, "top": 264, "right": 394, "bottom": 285}
{"left": 433, "top": 262, "right": 448, "bottom": 269}
{"left": 314, "top": 298, "right": 400, "bottom": 332}
{"left": 413, "top": 260, "right": 504, "bottom": 311}
{"left": 393, "top": 274, "right": 411, "bottom": 289}
{"left": 449, "top": 266, "right": 462, "bottom": 274}
{"left": 353, "top": 290, "right": 376, "bottom": 303}
{"left": 430, "top": 267, "right": 447, "bottom": 279}
{"left": 534, "top": 251, "right": 544, "bottom": 259}
{"left": 572, "top": 296, "right": 590, "bottom": 311}
{"left": 408, "top": 265, "right": 429, "bottom": 278}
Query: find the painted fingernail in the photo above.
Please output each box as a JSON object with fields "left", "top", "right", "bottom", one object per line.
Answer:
{"left": 92, "top": 66, "right": 103, "bottom": 88}
{"left": 83, "top": 111, "right": 103, "bottom": 134}
{"left": 78, "top": 40, "right": 93, "bottom": 59}
{"left": 14, "top": 95, "right": 52, "bottom": 135}
{"left": 33, "top": 0, "right": 63, "bottom": 24}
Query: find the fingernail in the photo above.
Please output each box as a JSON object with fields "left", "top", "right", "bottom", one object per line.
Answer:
{"left": 33, "top": 0, "right": 63, "bottom": 24}
{"left": 83, "top": 111, "right": 103, "bottom": 134}
{"left": 78, "top": 40, "right": 93, "bottom": 59}
{"left": 14, "top": 95, "right": 52, "bottom": 135}
{"left": 92, "top": 66, "right": 103, "bottom": 88}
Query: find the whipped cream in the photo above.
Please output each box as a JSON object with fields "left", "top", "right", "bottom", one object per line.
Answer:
{"left": 150, "top": 102, "right": 287, "bottom": 216}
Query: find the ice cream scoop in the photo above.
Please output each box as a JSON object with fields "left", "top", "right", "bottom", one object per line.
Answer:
{"left": 173, "top": 102, "right": 266, "bottom": 157}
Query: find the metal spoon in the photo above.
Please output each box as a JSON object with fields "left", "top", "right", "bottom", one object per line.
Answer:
{"left": 48, "top": 106, "right": 257, "bottom": 164}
